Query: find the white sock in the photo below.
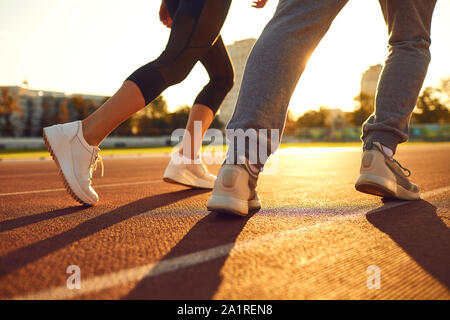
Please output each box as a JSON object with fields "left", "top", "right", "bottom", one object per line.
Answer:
{"left": 381, "top": 144, "right": 394, "bottom": 157}
{"left": 248, "top": 163, "right": 261, "bottom": 175}
{"left": 174, "top": 150, "right": 201, "bottom": 164}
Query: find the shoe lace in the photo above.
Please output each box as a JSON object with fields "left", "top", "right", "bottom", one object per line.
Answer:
{"left": 90, "top": 152, "right": 104, "bottom": 179}
{"left": 372, "top": 143, "right": 411, "bottom": 177}
{"left": 391, "top": 158, "right": 411, "bottom": 177}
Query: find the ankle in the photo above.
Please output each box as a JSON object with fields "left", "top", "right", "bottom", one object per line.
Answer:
{"left": 81, "top": 120, "right": 99, "bottom": 147}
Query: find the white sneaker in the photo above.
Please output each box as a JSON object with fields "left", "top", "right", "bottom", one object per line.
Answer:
{"left": 163, "top": 152, "right": 216, "bottom": 189}
{"left": 207, "top": 160, "right": 261, "bottom": 216}
{"left": 43, "top": 120, "right": 103, "bottom": 206}
{"left": 355, "top": 142, "right": 419, "bottom": 200}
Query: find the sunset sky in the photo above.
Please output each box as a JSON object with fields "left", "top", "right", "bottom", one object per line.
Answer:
{"left": 1, "top": 0, "right": 449, "bottom": 117}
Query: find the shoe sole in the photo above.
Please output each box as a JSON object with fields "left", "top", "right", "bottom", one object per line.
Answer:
{"left": 43, "top": 131, "right": 93, "bottom": 206}
{"left": 355, "top": 173, "right": 420, "bottom": 201}
{"left": 162, "top": 177, "right": 213, "bottom": 190}
{"left": 163, "top": 166, "right": 214, "bottom": 189}
{"left": 207, "top": 194, "right": 261, "bottom": 217}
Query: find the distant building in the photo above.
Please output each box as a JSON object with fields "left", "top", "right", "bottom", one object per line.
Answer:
{"left": 70, "top": 93, "right": 107, "bottom": 105}
{"left": 0, "top": 86, "right": 66, "bottom": 136}
{"left": 325, "top": 108, "right": 347, "bottom": 129}
{"left": 360, "top": 64, "right": 382, "bottom": 97}
{"left": 0, "top": 85, "right": 107, "bottom": 137}
{"left": 218, "top": 38, "right": 257, "bottom": 125}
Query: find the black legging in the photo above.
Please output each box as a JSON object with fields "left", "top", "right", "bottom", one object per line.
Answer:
{"left": 126, "top": 0, "right": 234, "bottom": 114}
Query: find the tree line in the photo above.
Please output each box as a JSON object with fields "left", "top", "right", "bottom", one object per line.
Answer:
{"left": 288, "top": 77, "right": 450, "bottom": 132}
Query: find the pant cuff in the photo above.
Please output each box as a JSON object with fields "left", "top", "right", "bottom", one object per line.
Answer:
{"left": 363, "top": 131, "right": 403, "bottom": 154}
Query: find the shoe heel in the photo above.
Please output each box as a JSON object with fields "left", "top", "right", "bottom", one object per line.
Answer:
{"left": 43, "top": 125, "right": 64, "bottom": 151}
{"left": 355, "top": 173, "right": 397, "bottom": 198}
{"left": 207, "top": 194, "right": 249, "bottom": 216}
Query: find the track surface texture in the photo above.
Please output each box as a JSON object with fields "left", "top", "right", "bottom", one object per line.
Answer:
{"left": 0, "top": 144, "right": 449, "bottom": 300}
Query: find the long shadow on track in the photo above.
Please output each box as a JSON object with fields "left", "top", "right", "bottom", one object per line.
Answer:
{"left": 125, "top": 211, "right": 255, "bottom": 299}
{"left": 0, "top": 206, "right": 85, "bottom": 233}
{"left": 0, "top": 189, "right": 208, "bottom": 279}
{"left": 366, "top": 199, "right": 450, "bottom": 289}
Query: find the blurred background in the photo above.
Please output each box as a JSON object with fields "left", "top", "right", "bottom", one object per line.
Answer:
{"left": 0, "top": 0, "right": 449, "bottom": 149}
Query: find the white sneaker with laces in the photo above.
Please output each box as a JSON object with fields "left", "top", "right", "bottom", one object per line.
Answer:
{"left": 43, "top": 120, "right": 103, "bottom": 205}
{"left": 163, "top": 152, "right": 216, "bottom": 189}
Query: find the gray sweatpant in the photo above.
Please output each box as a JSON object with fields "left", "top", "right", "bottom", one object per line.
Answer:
{"left": 227, "top": 0, "right": 437, "bottom": 157}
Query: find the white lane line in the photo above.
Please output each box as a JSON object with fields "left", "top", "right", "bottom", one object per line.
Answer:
{"left": 9, "top": 185, "right": 449, "bottom": 300}
{"left": 0, "top": 153, "right": 170, "bottom": 162}
{"left": 418, "top": 186, "right": 450, "bottom": 199}
{"left": 0, "top": 173, "right": 59, "bottom": 179}
{"left": 0, "top": 180, "right": 163, "bottom": 197}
